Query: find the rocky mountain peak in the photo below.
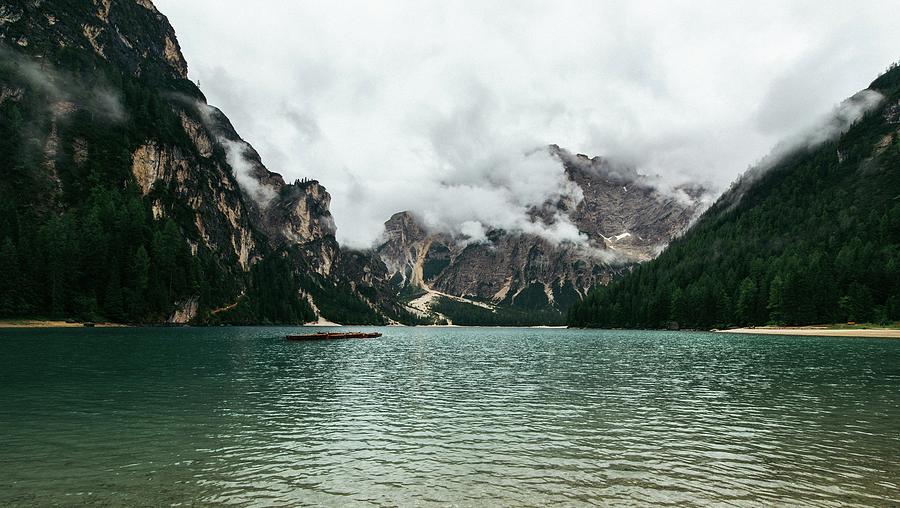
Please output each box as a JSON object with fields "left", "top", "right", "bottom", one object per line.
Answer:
{"left": 384, "top": 211, "right": 429, "bottom": 245}
{"left": 264, "top": 179, "right": 336, "bottom": 246}
{"left": 549, "top": 145, "right": 707, "bottom": 261}
{"left": 550, "top": 144, "right": 644, "bottom": 189}
{"left": 376, "top": 145, "right": 708, "bottom": 320}
{"left": 1, "top": 0, "right": 190, "bottom": 82}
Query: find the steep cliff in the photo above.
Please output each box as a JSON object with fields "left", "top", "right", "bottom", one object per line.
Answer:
{"left": 0, "top": 0, "right": 411, "bottom": 324}
{"left": 377, "top": 146, "right": 706, "bottom": 324}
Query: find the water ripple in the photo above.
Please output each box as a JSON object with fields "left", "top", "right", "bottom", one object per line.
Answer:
{"left": 1, "top": 327, "right": 899, "bottom": 506}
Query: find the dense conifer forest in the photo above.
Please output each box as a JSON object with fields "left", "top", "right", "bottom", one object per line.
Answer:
{"left": 0, "top": 47, "right": 240, "bottom": 322}
{"left": 430, "top": 297, "right": 566, "bottom": 327}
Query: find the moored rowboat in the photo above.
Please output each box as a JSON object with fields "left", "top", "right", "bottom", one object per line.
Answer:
{"left": 286, "top": 332, "right": 382, "bottom": 341}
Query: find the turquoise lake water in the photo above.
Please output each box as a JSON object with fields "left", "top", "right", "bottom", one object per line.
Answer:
{"left": 1, "top": 327, "right": 898, "bottom": 506}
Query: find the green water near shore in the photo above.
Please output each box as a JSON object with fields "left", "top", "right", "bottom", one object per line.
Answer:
{"left": 1, "top": 327, "right": 898, "bottom": 506}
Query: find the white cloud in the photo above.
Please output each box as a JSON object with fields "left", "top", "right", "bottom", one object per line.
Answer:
{"left": 156, "top": 0, "right": 900, "bottom": 248}
{"left": 220, "top": 139, "right": 277, "bottom": 206}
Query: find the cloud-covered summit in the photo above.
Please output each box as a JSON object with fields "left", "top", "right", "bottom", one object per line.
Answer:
{"left": 156, "top": 0, "right": 900, "bottom": 248}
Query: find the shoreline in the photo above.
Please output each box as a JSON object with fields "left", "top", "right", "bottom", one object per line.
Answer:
{"left": 0, "top": 320, "right": 559, "bottom": 329}
{"left": 4, "top": 320, "right": 897, "bottom": 337}
{"left": 0, "top": 320, "right": 128, "bottom": 329}
{"left": 715, "top": 326, "right": 900, "bottom": 338}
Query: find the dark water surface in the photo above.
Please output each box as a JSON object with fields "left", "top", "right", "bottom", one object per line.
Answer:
{"left": 1, "top": 327, "right": 898, "bottom": 506}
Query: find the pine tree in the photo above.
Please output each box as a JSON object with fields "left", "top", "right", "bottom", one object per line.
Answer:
{"left": 736, "top": 277, "right": 757, "bottom": 326}
{"left": 0, "top": 238, "right": 20, "bottom": 316}
{"left": 129, "top": 245, "right": 151, "bottom": 319}
{"left": 767, "top": 275, "right": 785, "bottom": 325}
{"left": 103, "top": 266, "right": 125, "bottom": 322}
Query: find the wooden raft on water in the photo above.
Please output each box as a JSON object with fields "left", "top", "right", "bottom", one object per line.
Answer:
{"left": 286, "top": 332, "right": 382, "bottom": 341}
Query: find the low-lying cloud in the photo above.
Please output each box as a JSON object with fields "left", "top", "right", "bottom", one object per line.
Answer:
{"left": 769, "top": 89, "right": 884, "bottom": 163}
{"left": 1, "top": 45, "right": 126, "bottom": 123}
{"left": 724, "top": 88, "right": 884, "bottom": 206}
{"left": 157, "top": 0, "right": 900, "bottom": 248}
{"left": 220, "top": 139, "right": 277, "bottom": 206}
{"left": 408, "top": 147, "right": 589, "bottom": 245}
{"left": 193, "top": 102, "right": 278, "bottom": 206}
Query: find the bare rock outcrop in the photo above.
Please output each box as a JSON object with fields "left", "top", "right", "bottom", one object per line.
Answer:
{"left": 377, "top": 146, "right": 708, "bottom": 314}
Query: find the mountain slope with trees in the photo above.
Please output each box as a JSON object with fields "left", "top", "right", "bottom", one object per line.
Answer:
{"left": 568, "top": 63, "right": 900, "bottom": 329}
{"left": 0, "top": 0, "right": 417, "bottom": 325}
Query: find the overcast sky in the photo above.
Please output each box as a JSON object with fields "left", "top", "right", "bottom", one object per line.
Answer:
{"left": 156, "top": 0, "right": 900, "bottom": 248}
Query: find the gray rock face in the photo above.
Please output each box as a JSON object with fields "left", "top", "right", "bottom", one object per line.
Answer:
{"left": 1, "top": 0, "right": 188, "bottom": 81}
{"left": 193, "top": 103, "right": 340, "bottom": 274}
{"left": 377, "top": 145, "right": 707, "bottom": 312}
{"left": 555, "top": 145, "right": 707, "bottom": 262}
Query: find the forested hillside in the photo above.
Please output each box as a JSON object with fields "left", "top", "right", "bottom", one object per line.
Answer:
{"left": 0, "top": 25, "right": 236, "bottom": 323}
{"left": 568, "top": 63, "right": 900, "bottom": 329}
{"left": 0, "top": 1, "right": 415, "bottom": 325}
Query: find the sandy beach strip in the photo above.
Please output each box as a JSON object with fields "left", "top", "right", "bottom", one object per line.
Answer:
{"left": 716, "top": 326, "right": 900, "bottom": 338}
{"left": 0, "top": 320, "right": 126, "bottom": 328}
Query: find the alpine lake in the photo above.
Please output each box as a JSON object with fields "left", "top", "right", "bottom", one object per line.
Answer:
{"left": 1, "top": 326, "right": 898, "bottom": 506}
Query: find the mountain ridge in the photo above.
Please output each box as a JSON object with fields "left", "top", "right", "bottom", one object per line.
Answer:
{"left": 376, "top": 145, "right": 708, "bottom": 324}
{"left": 568, "top": 63, "right": 900, "bottom": 329}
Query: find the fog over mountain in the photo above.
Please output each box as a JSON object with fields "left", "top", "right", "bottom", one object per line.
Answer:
{"left": 156, "top": 0, "right": 900, "bottom": 248}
